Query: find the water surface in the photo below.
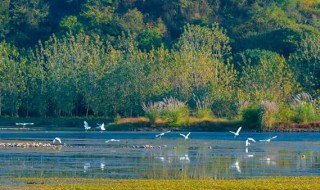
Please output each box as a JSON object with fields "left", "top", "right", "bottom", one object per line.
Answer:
{"left": 0, "top": 131, "right": 319, "bottom": 183}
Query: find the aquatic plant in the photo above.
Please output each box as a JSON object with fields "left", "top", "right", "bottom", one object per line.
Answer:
{"left": 161, "top": 97, "right": 189, "bottom": 123}
{"left": 258, "top": 100, "right": 279, "bottom": 130}
{"left": 193, "top": 95, "right": 213, "bottom": 118}
{"left": 142, "top": 101, "right": 164, "bottom": 125}
{"left": 291, "top": 92, "right": 316, "bottom": 123}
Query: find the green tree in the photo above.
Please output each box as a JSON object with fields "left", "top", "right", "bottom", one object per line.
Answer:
{"left": 0, "top": 42, "right": 26, "bottom": 116}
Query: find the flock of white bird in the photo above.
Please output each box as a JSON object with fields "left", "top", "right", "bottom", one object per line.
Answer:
{"left": 229, "top": 126, "right": 278, "bottom": 147}
{"left": 16, "top": 122, "right": 277, "bottom": 149}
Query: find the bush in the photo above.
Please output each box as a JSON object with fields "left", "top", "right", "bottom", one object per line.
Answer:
{"left": 142, "top": 101, "right": 163, "bottom": 125}
{"left": 241, "top": 108, "right": 259, "bottom": 128}
{"left": 274, "top": 104, "right": 294, "bottom": 123}
{"left": 291, "top": 92, "right": 316, "bottom": 123}
{"left": 292, "top": 103, "right": 316, "bottom": 123}
{"left": 161, "top": 97, "right": 189, "bottom": 123}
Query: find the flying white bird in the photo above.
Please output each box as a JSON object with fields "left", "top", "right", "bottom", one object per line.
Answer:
{"left": 53, "top": 137, "right": 62, "bottom": 144}
{"left": 245, "top": 138, "right": 256, "bottom": 147}
{"left": 179, "top": 132, "right": 191, "bottom": 140}
{"left": 105, "top": 139, "right": 120, "bottom": 143}
{"left": 231, "top": 161, "right": 241, "bottom": 173}
{"left": 155, "top": 131, "right": 171, "bottom": 138}
{"left": 259, "top": 136, "right": 277, "bottom": 142}
{"left": 229, "top": 126, "right": 242, "bottom": 137}
{"left": 15, "top": 123, "right": 34, "bottom": 128}
{"left": 97, "top": 123, "right": 106, "bottom": 131}
{"left": 84, "top": 121, "right": 91, "bottom": 131}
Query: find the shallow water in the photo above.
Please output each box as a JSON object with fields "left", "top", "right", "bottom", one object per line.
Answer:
{"left": 0, "top": 131, "right": 319, "bottom": 182}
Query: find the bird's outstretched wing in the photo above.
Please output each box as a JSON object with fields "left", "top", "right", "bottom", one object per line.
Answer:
{"left": 236, "top": 126, "right": 242, "bottom": 134}
{"left": 270, "top": 136, "right": 277, "bottom": 140}
{"left": 229, "top": 131, "right": 236, "bottom": 135}
{"left": 247, "top": 138, "right": 256, "bottom": 142}
{"left": 179, "top": 133, "right": 186, "bottom": 138}
{"left": 259, "top": 139, "right": 267, "bottom": 142}
{"left": 53, "top": 137, "right": 62, "bottom": 144}
{"left": 186, "top": 132, "right": 191, "bottom": 138}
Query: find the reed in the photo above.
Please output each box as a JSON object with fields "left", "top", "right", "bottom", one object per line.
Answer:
{"left": 193, "top": 96, "right": 213, "bottom": 118}
{"left": 258, "top": 100, "right": 279, "bottom": 130}
{"left": 142, "top": 101, "right": 164, "bottom": 125}
{"left": 161, "top": 97, "right": 189, "bottom": 123}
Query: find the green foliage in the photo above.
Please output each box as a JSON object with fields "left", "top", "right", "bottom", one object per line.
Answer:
{"left": 291, "top": 92, "right": 316, "bottom": 123}
{"left": 0, "top": 1, "right": 320, "bottom": 124}
{"left": 241, "top": 108, "right": 259, "bottom": 128}
{"left": 238, "top": 49, "right": 298, "bottom": 104}
{"left": 292, "top": 103, "right": 316, "bottom": 123}
{"left": 59, "top": 16, "right": 83, "bottom": 33}
{"left": 161, "top": 97, "right": 189, "bottom": 123}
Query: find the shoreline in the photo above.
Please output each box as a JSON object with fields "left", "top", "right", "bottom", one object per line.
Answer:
{"left": 0, "top": 117, "right": 319, "bottom": 132}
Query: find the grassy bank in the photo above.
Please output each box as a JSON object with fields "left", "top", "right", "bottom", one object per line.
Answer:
{"left": 2, "top": 177, "right": 320, "bottom": 190}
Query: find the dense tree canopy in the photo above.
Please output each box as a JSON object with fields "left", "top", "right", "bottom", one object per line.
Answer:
{"left": 0, "top": 0, "right": 319, "bottom": 118}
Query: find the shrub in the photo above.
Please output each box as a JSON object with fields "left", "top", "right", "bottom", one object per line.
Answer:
{"left": 258, "top": 100, "right": 279, "bottom": 130}
{"left": 275, "top": 103, "right": 294, "bottom": 123}
{"left": 142, "top": 101, "right": 163, "bottom": 125}
{"left": 161, "top": 97, "right": 189, "bottom": 123}
{"left": 291, "top": 92, "right": 316, "bottom": 123}
{"left": 241, "top": 108, "right": 259, "bottom": 128}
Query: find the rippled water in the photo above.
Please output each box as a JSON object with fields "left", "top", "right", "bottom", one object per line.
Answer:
{"left": 0, "top": 131, "right": 319, "bottom": 182}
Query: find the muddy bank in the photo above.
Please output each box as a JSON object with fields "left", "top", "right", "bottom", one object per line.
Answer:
{"left": 272, "top": 121, "right": 320, "bottom": 132}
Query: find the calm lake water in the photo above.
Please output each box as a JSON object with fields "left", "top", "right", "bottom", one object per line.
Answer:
{"left": 0, "top": 130, "right": 319, "bottom": 183}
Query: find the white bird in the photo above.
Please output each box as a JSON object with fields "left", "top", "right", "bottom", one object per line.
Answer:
{"left": 231, "top": 161, "right": 241, "bottom": 173}
{"left": 53, "top": 137, "right": 62, "bottom": 144}
{"left": 245, "top": 137, "right": 256, "bottom": 147}
{"left": 83, "top": 163, "right": 90, "bottom": 173}
{"left": 259, "top": 136, "right": 277, "bottom": 142}
{"left": 97, "top": 123, "right": 106, "bottom": 131}
{"left": 84, "top": 121, "right": 91, "bottom": 131}
{"left": 179, "top": 154, "right": 190, "bottom": 162}
{"left": 179, "top": 132, "right": 191, "bottom": 140}
{"left": 105, "top": 139, "right": 120, "bottom": 143}
{"left": 15, "top": 123, "right": 34, "bottom": 128}
{"left": 155, "top": 131, "right": 171, "bottom": 138}
{"left": 229, "top": 126, "right": 242, "bottom": 137}
{"left": 100, "top": 163, "right": 105, "bottom": 171}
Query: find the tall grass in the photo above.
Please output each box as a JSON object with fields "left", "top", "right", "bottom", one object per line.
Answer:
{"left": 258, "top": 100, "right": 279, "bottom": 130}
{"left": 161, "top": 97, "right": 189, "bottom": 123}
{"left": 142, "top": 101, "right": 164, "bottom": 125}
{"left": 193, "top": 96, "right": 213, "bottom": 118}
{"left": 291, "top": 92, "right": 316, "bottom": 123}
